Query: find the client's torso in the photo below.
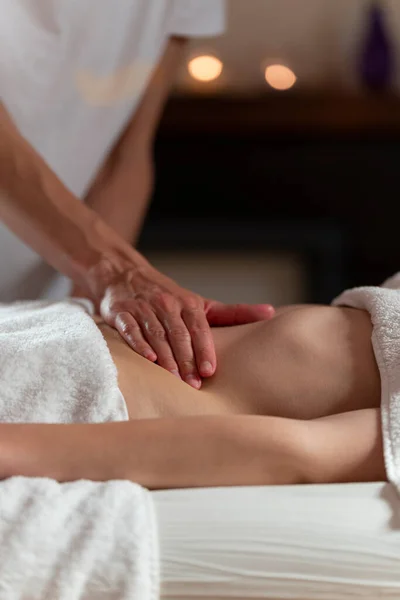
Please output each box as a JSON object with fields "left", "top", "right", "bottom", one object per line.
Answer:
{"left": 98, "top": 305, "right": 381, "bottom": 421}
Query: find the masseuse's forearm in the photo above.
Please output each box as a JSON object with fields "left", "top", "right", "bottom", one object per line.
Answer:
{"left": 84, "top": 149, "right": 154, "bottom": 245}
{"left": 0, "top": 104, "right": 149, "bottom": 298}
{"left": 84, "top": 37, "right": 189, "bottom": 246}
{"left": 1, "top": 416, "right": 306, "bottom": 488}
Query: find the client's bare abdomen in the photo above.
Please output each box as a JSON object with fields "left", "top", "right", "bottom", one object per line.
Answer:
{"left": 98, "top": 305, "right": 381, "bottom": 420}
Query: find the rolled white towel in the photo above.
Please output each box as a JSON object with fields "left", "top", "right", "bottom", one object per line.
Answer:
{"left": 333, "top": 273, "right": 400, "bottom": 494}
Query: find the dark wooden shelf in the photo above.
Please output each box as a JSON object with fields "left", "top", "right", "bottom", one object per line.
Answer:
{"left": 147, "top": 93, "right": 400, "bottom": 296}
{"left": 160, "top": 93, "right": 400, "bottom": 139}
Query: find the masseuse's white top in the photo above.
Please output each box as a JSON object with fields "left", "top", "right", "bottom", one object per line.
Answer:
{"left": 0, "top": 0, "right": 225, "bottom": 301}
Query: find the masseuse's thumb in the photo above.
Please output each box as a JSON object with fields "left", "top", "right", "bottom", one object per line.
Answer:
{"left": 205, "top": 301, "right": 275, "bottom": 327}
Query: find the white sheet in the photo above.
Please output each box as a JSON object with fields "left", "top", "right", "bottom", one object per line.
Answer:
{"left": 154, "top": 482, "right": 400, "bottom": 599}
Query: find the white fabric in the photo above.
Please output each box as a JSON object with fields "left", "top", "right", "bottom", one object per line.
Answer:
{"left": 333, "top": 273, "right": 400, "bottom": 495}
{"left": 0, "top": 0, "right": 224, "bottom": 198}
{"left": 154, "top": 482, "right": 400, "bottom": 599}
{"left": 0, "top": 301, "right": 160, "bottom": 598}
{"left": 0, "top": 281, "right": 399, "bottom": 596}
{"left": 0, "top": 0, "right": 225, "bottom": 302}
{"left": 0, "top": 477, "right": 159, "bottom": 600}
{"left": 0, "top": 299, "right": 128, "bottom": 423}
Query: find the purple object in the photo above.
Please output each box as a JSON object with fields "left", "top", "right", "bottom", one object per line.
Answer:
{"left": 359, "top": 3, "right": 395, "bottom": 91}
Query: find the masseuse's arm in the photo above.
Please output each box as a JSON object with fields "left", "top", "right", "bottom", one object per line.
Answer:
{"left": 0, "top": 99, "right": 273, "bottom": 388}
{"left": 69, "top": 38, "right": 180, "bottom": 298}
{"left": 83, "top": 38, "right": 185, "bottom": 245}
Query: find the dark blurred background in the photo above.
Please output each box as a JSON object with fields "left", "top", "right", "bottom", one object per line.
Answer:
{"left": 139, "top": 0, "right": 400, "bottom": 306}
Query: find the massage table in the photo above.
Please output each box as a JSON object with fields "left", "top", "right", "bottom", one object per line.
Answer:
{"left": 153, "top": 481, "right": 400, "bottom": 599}
{"left": 1, "top": 477, "right": 399, "bottom": 599}
{"left": 2, "top": 285, "right": 400, "bottom": 598}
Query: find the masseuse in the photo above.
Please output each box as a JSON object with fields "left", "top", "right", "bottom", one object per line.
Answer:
{"left": 0, "top": 0, "right": 274, "bottom": 388}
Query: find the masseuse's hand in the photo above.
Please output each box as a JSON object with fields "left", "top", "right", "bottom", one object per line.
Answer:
{"left": 98, "top": 265, "right": 275, "bottom": 389}
{"left": 0, "top": 100, "right": 273, "bottom": 390}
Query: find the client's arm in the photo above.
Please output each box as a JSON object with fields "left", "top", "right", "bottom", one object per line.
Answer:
{"left": 0, "top": 409, "right": 386, "bottom": 488}
{"left": 0, "top": 416, "right": 306, "bottom": 488}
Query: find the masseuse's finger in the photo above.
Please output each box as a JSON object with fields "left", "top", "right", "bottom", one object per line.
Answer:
{"left": 206, "top": 301, "right": 275, "bottom": 326}
{"left": 139, "top": 308, "right": 182, "bottom": 380}
{"left": 115, "top": 312, "right": 157, "bottom": 362}
{"left": 158, "top": 309, "right": 201, "bottom": 389}
{"left": 182, "top": 306, "right": 216, "bottom": 379}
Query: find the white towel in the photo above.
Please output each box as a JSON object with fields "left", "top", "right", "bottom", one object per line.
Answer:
{"left": 0, "top": 300, "right": 160, "bottom": 599}
{"left": 0, "top": 299, "right": 128, "bottom": 423}
{"left": 333, "top": 273, "right": 400, "bottom": 494}
{"left": 0, "top": 477, "right": 159, "bottom": 600}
